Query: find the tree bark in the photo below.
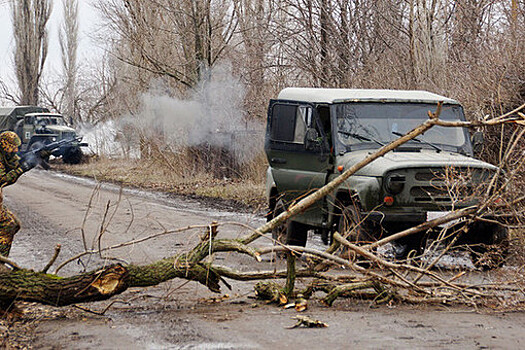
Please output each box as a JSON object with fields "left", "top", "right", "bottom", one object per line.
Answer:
{"left": 0, "top": 244, "right": 226, "bottom": 307}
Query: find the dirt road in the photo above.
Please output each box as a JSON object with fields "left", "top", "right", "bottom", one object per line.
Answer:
{"left": 4, "top": 170, "right": 525, "bottom": 349}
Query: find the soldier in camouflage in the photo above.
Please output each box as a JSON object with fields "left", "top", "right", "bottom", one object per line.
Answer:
{"left": 0, "top": 131, "right": 38, "bottom": 257}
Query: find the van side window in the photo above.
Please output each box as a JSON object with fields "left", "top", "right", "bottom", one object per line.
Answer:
{"left": 317, "top": 106, "right": 331, "bottom": 145}
{"left": 270, "top": 104, "right": 312, "bottom": 144}
{"left": 270, "top": 104, "right": 296, "bottom": 142}
{"left": 293, "top": 106, "right": 312, "bottom": 143}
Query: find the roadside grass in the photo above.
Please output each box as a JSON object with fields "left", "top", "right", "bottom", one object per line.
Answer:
{"left": 55, "top": 157, "right": 266, "bottom": 211}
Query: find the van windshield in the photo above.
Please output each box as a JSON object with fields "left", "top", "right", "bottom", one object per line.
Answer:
{"left": 334, "top": 102, "right": 471, "bottom": 154}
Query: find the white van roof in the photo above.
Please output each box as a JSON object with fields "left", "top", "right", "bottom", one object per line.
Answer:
{"left": 277, "top": 88, "right": 459, "bottom": 105}
{"left": 25, "top": 113, "right": 64, "bottom": 117}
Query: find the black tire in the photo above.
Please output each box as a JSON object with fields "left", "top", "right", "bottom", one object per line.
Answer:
{"left": 337, "top": 205, "right": 380, "bottom": 264}
{"left": 271, "top": 200, "right": 287, "bottom": 245}
{"left": 270, "top": 200, "right": 308, "bottom": 259}
{"left": 386, "top": 223, "right": 427, "bottom": 261}
{"left": 286, "top": 220, "right": 308, "bottom": 247}
{"left": 391, "top": 232, "right": 427, "bottom": 260}
{"left": 338, "top": 205, "right": 377, "bottom": 244}
{"left": 63, "top": 146, "right": 83, "bottom": 164}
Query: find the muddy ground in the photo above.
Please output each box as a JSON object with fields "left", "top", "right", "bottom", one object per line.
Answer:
{"left": 2, "top": 169, "right": 525, "bottom": 349}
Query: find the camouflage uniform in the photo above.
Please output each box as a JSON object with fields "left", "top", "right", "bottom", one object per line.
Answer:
{"left": 0, "top": 131, "right": 24, "bottom": 257}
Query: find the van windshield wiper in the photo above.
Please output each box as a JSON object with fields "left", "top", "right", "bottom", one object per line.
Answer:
{"left": 392, "top": 131, "right": 442, "bottom": 153}
{"left": 338, "top": 130, "right": 385, "bottom": 146}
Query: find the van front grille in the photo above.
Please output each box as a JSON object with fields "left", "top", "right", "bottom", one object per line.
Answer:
{"left": 385, "top": 167, "right": 492, "bottom": 205}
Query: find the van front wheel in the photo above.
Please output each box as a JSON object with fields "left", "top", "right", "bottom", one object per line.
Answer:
{"left": 286, "top": 221, "right": 308, "bottom": 247}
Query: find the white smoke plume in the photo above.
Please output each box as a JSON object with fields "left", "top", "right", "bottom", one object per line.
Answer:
{"left": 81, "top": 65, "right": 264, "bottom": 163}
{"left": 80, "top": 119, "right": 139, "bottom": 158}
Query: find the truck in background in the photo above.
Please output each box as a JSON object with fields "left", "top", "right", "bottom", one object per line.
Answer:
{"left": 0, "top": 105, "right": 86, "bottom": 164}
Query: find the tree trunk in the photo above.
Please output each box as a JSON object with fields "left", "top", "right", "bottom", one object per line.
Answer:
{"left": 11, "top": 0, "right": 51, "bottom": 105}
{"left": 0, "top": 256, "right": 221, "bottom": 307}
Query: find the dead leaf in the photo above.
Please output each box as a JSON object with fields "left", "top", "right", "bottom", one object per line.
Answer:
{"left": 287, "top": 315, "right": 328, "bottom": 329}
{"left": 295, "top": 300, "right": 308, "bottom": 312}
{"left": 279, "top": 293, "right": 288, "bottom": 305}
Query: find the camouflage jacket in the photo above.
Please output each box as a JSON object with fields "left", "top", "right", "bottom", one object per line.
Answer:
{"left": 0, "top": 154, "right": 23, "bottom": 188}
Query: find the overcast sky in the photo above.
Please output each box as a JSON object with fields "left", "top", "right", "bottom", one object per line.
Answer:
{"left": 0, "top": 0, "right": 104, "bottom": 101}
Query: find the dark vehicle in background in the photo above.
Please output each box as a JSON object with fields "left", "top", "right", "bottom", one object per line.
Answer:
{"left": 265, "top": 88, "right": 508, "bottom": 267}
{"left": 0, "top": 106, "right": 86, "bottom": 164}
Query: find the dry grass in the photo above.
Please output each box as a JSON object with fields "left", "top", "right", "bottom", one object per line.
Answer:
{"left": 55, "top": 156, "right": 266, "bottom": 211}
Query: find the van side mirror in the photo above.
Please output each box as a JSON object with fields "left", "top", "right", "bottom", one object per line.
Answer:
{"left": 305, "top": 128, "right": 320, "bottom": 150}
{"left": 472, "top": 131, "right": 484, "bottom": 154}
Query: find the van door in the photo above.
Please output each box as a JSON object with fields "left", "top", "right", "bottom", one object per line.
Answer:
{"left": 265, "top": 100, "right": 332, "bottom": 224}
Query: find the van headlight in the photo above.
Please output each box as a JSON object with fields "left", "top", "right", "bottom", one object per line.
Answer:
{"left": 385, "top": 173, "right": 406, "bottom": 194}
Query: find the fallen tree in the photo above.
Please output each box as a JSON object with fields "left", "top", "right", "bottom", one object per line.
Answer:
{"left": 1, "top": 103, "right": 524, "bottom": 310}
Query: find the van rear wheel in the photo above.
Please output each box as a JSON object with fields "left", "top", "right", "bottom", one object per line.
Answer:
{"left": 271, "top": 200, "right": 287, "bottom": 245}
{"left": 286, "top": 221, "right": 308, "bottom": 247}
{"left": 270, "top": 200, "right": 308, "bottom": 258}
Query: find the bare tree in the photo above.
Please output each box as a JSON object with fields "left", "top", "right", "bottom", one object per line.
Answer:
{"left": 60, "top": 0, "right": 79, "bottom": 122}
{"left": 11, "top": 0, "right": 52, "bottom": 105}
{"left": 406, "top": 0, "right": 450, "bottom": 87}
{"left": 96, "top": 0, "right": 239, "bottom": 94}
{"left": 233, "top": 0, "right": 274, "bottom": 117}
{"left": 271, "top": 1, "right": 409, "bottom": 88}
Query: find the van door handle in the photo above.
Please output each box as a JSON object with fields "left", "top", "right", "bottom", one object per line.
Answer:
{"left": 271, "top": 158, "right": 287, "bottom": 164}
